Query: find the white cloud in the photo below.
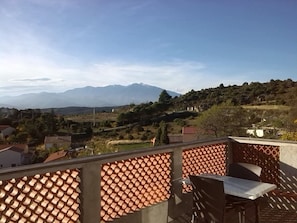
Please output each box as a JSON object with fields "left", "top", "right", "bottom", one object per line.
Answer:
{"left": 76, "top": 60, "right": 210, "bottom": 92}
{"left": 0, "top": 50, "right": 215, "bottom": 96}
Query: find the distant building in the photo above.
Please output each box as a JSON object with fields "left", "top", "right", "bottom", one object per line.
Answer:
{"left": 246, "top": 127, "right": 277, "bottom": 138}
{"left": 168, "top": 134, "right": 183, "bottom": 144}
{"left": 0, "top": 144, "right": 29, "bottom": 168}
{"left": 168, "top": 127, "right": 198, "bottom": 144}
{"left": 247, "top": 129, "right": 264, "bottom": 138}
{"left": 44, "top": 136, "right": 72, "bottom": 150}
{"left": 0, "top": 125, "right": 15, "bottom": 139}
{"left": 182, "top": 127, "right": 198, "bottom": 142}
{"left": 186, "top": 106, "right": 199, "bottom": 112}
{"left": 152, "top": 126, "right": 198, "bottom": 146}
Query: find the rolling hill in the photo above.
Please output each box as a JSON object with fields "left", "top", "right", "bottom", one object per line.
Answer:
{"left": 0, "top": 83, "right": 180, "bottom": 109}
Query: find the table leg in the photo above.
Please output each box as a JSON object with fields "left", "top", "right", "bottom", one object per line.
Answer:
{"left": 255, "top": 202, "right": 260, "bottom": 223}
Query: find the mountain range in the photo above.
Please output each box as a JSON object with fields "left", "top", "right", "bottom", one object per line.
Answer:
{"left": 0, "top": 83, "right": 180, "bottom": 109}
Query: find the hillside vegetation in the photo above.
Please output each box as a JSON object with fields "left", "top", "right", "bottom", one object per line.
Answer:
{"left": 173, "top": 78, "right": 297, "bottom": 110}
{"left": 113, "top": 79, "right": 297, "bottom": 140}
{"left": 1, "top": 79, "right": 297, "bottom": 161}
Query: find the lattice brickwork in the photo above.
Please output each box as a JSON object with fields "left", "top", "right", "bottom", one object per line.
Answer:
{"left": 231, "top": 142, "right": 280, "bottom": 185}
{"left": 100, "top": 153, "right": 172, "bottom": 222}
{"left": 182, "top": 143, "right": 228, "bottom": 192}
{"left": 0, "top": 169, "right": 80, "bottom": 223}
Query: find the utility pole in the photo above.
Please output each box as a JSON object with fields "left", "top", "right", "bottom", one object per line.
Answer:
{"left": 93, "top": 108, "right": 96, "bottom": 127}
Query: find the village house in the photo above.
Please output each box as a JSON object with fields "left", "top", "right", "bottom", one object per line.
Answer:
{"left": 182, "top": 126, "right": 198, "bottom": 142}
{"left": 0, "top": 125, "right": 15, "bottom": 139}
{"left": 246, "top": 129, "right": 264, "bottom": 137}
{"left": 44, "top": 136, "right": 72, "bottom": 150}
{"left": 152, "top": 126, "right": 198, "bottom": 146}
{"left": 0, "top": 144, "right": 29, "bottom": 168}
{"left": 168, "top": 134, "right": 183, "bottom": 144}
{"left": 246, "top": 126, "right": 279, "bottom": 138}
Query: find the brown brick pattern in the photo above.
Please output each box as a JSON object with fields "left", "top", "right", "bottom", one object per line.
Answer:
{"left": 0, "top": 169, "right": 80, "bottom": 223}
{"left": 231, "top": 142, "right": 280, "bottom": 185}
{"left": 100, "top": 153, "right": 172, "bottom": 221}
{"left": 182, "top": 143, "right": 228, "bottom": 192}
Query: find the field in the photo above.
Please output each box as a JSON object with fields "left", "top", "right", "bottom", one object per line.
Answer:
{"left": 114, "top": 142, "right": 152, "bottom": 151}
{"left": 65, "top": 111, "right": 118, "bottom": 123}
{"left": 242, "top": 105, "right": 290, "bottom": 111}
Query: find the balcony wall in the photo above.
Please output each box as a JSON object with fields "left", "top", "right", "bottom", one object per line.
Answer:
{"left": 0, "top": 137, "right": 296, "bottom": 223}
{"left": 230, "top": 137, "right": 297, "bottom": 212}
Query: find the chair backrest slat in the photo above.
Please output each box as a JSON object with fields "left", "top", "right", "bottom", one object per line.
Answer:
{"left": 228, "top": 162, "right": 262, "bottom": 182}
{"left": 190, "top": 175, "right": 225, "bottom": 223}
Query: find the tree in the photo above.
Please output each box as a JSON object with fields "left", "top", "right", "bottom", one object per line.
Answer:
{"left": 281, "top": 131, "right": 297, "bottom": 141}
{"left": 155, "top": 127, "right": 162, "bottom": 146}
{"left": 9, "top": 132, "right": 29, "bottom": 143}
{"left": 160, "top": 121, "right": 169, "bottom": 144}
{"left": 154, "top": 121, "right": 169, "bottom": 145}
{"left": 158, "top": 90, "right": 172, "bottom": 104}
{"left": 286, "top": 101, "right": 297, "bottom": 131}
{"left": 196, "top": 102, "right": 249, "bottom": 137}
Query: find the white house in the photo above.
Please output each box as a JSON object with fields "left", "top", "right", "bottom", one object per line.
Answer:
{"left": 0, "top": 144, "right": 28, "bottom": 168}
{"left": 246, "top": 129, "right": 265, "bottom": 137}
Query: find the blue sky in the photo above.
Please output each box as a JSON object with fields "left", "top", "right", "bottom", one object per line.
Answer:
{"left": 0, "top": 0, "right": 296, "bottom": 96}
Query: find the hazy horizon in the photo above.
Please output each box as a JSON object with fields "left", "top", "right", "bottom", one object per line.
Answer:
{"left": 1, "top": 0, "right": 296, "bottom": 96}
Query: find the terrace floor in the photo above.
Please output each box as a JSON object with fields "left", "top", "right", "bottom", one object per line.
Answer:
{"left": 171, "top": 199, "right": 297, "bottom": 223}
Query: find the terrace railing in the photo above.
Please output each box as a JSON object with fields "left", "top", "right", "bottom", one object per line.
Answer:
{"left": 0, "top": 137, "right": 296, "bottom": 223}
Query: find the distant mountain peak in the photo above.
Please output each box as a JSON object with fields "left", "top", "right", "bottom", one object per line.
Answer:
{"left": 0, "top": 83, "right": 180, "bottom": 109}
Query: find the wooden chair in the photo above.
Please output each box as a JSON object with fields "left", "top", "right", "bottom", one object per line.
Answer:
{"left": 227, "top": 162, "right": 263, "bottom": 223}
{"left": 189, "top": 175, "right": 243, "bottom": 223}
{"left": 228, "top": 162, "right": 262, "bottom": 181}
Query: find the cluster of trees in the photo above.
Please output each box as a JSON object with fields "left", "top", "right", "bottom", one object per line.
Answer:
{"left": 117, "top": 90, "right": 173, "bottom": 125}
{"left": 117, "top": 83, "right": 297, "bottom": 140}
{"left": 0, "top": 109, "right": 93, "bottom": 145}
{"left": 195, "top": 100, "right": 297, "bottom": 139}
{"left": 2, "top": 79, "right": 297, "bottom": 149}
{"left": 0, "top": 109, "right": 57, "bottom": 144}
{"left": 154, "top": 121, "right": 169, "bottom": 146}
{"left": 174, "top": 79, "right": 297, "bottom": 111}
{"left": 196, "top": 101, "right": 249, "bottom": 137}
{"left": 117, "top": 82, "right": 297, "bottom": 140}
{"left": 280, "top": 105, "right": 297, "bottom": 140}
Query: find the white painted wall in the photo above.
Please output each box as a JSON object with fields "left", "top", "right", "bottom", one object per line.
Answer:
{"left": 280, "top": 144, "right": 297, "bottom": 175}
{"left": 0, "top": 149, "right": 22, "bottom": 168}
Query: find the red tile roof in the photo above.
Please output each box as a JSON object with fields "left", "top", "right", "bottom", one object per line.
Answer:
{"left": 0, "top": 125, "right": 12, "bottom": 131}
{"left": 44, "top": 150, "right": 68, "bottom": 163}
{"left": 0, "top": 144, "right": 27, "bottom": 153}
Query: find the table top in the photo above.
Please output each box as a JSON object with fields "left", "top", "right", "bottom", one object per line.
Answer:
{"left": 183, "top": 174, "right": 277, "bottom": 200}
